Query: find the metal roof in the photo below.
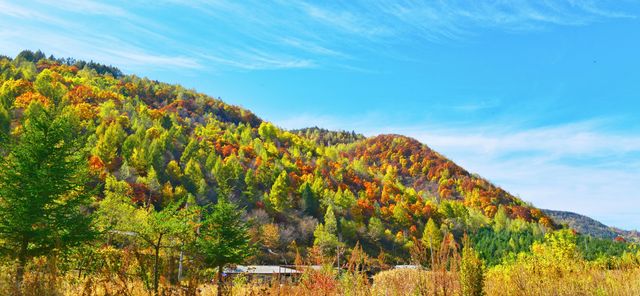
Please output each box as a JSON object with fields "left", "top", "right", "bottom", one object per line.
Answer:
{"left": 224, "top": 265, "right": 301, "bottom": 274}
{"left": 393, "top": 265, "right": 420, "bottom": 269}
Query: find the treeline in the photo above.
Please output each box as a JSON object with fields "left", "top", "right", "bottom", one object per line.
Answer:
{"left": 290, "top": 127, "right": 365, "bottom": 146}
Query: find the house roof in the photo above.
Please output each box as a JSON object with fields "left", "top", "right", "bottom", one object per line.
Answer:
{"left": 224, "top": 265, "right": 301, "bottom": 274}
{"left": 393, "top": 265, "right": 420, "bottom": 269}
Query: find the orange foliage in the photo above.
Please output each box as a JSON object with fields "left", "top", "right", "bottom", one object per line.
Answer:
{"left": 221, "top": 144, "right": 237, "bottom": 157}
{"left": 88, "top": 155, "right": 105, "bottom": 171}
{"left": 14, "top": 91, "right": 50, "bottom": 108}
{"left": 67, "top": 85, "right": 95, "bottom": 104}
{"left": 539, "top": 216, "right": 553, "bottom": 228}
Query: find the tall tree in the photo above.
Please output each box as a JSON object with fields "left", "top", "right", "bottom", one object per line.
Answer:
{"left": 313, "top": 205, "right": 341, "bottom": 256}
{"left": 0, "top": 103, "right": 94, "bottom": 288}
{"left": 136, "top": 200, "right": 197, "bottom": 294}
{"left": 422, "top": 218, "right": 443, "bottom": 253}
{"left": 194, "top": 198, "right": 253, "bottom": 296}
{"left": 98, "top": 186, "right": 197, "bottom": 294}
{"left": 268, "top": 170, "right": 290, "bottom": 212}
{"left": 300, "top": 182, "right": 319, "bottom": 217}
{"left": 460, "top": 238, "right": 485, "bottom": 296}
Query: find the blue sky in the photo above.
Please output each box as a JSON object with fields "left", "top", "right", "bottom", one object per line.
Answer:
{"left": 1, "top": 0, "right": 640, "bottom": 229}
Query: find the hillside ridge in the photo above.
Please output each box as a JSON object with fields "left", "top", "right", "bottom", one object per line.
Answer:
{"left": 0, "top": 50, "right": 557, "bottom": 264}
{"left": 543, "top": 209, "right": 639, "bottom": 242}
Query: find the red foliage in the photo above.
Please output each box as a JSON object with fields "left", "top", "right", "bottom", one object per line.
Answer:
{"left": 614, "top": 236, "right": 626, "bottom": 243}
{"left": 130, "top": 183, "right": 160, "bottom": 205}
{"left": 409, "top": 225, "right": 418, "bottom": 233}
{"left": 510, "top": 205, "right": 532, "bottom": 222}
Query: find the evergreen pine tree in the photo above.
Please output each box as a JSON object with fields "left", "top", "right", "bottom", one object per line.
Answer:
{"left": 194, "top": 198, "right": 253, "bottom": 296}
{"left": 301, "top": 182, "right": 319, "bottom": 216}
{"left": 268, "top": 170, "right": 289, "bottom": 212}
{"left": 0, "top": 103, "right": 95, "bottom": 288}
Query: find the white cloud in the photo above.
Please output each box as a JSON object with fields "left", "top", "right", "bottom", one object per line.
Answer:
{"left": 275, "top": 113, "right": 640, "bottom": 230}
{"left": 37, "top": 0, "right": 130, "bottom": 17}
{"left": 400, "top": 125, "right": 640, "bottom": 230}
{"left": 200, "top": 51, "right": 316, "bottom": 71}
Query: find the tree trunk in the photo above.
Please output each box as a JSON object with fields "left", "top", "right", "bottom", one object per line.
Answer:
{"left": 15, "top": 255, "right": 26, "bottom": 295}
{"left": 15, "top": 238, "right": 28, "bottom": 295}
{"left": 153, "top": 234, "right": 163, "bottom": 295}
{"left": 217, "top": 265, "right": 223, "bottom": 296}
{"left": 177, "top": 247, "right": 184, "bottom": 282}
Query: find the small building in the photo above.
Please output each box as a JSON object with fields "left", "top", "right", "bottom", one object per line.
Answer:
{"left": 393, "top": 265, "right": 421, "bottom": 270}
{"left": 224, "top": 265, "right": 301, "bottom": 283}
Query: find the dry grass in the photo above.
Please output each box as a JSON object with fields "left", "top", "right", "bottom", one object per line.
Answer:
{"left": 2, "top": 263, "right": 640, "bottom": 295}
{"left": 484, "top": 266, "right": 640, "bottom": 296}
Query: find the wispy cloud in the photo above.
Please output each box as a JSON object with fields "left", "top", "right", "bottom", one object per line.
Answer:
{"left": 392, "top": 123, "right": 640, "bottom": 230}
{"left": 200, "top": 51, "right": 316, "bottom": 71}
{"left": 36, "top": 0, "right": 130, "bottom": 17}
{"left": 0, "top": 1, "right": 202, "bottom": 72}
{"left": 2, "top": 1, "right": 636, "bottom": 72}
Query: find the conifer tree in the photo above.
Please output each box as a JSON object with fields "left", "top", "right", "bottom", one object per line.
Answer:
{"left": 301, "top": 182, "right": 319, "bottom": 216}
{"left": 314, "top": 205, "right": 341, "bottom": 256}
{"left": 268, "top": 170, "right": 289, "bottom": 212}
{"left": 0, "top": 103, "right": 94, "bottom": 288}
{"left": 194, "top": 198, "right": 253, "bottom": 296}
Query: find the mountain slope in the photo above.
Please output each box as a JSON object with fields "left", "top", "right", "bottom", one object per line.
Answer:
{"left": 0, "top": 50, "right": 555, "bottom": 263}
{"left": 543, "top": 209, "right": 639, "bottom": 242}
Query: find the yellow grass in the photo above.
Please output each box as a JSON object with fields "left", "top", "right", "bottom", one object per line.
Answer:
{"left": 2, "top": 265, "right": 639, "bottom": 295}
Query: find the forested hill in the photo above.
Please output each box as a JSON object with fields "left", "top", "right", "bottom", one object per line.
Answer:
{"left": 543, "top": 209, "right": 640, "bottom": 242}
{"left": 0, "top": 50, "right": 556, "bottom": 264}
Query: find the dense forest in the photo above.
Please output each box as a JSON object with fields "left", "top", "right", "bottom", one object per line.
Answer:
{"left": 0, "top": 51, "right": 638, "bottom": 295}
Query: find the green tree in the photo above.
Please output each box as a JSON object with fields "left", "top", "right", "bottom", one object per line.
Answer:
{"left": 268, "top": 170, "right": 289, "bottom": 212}
{"left": 422, "top": 218, "right": 443, "bottom": 252}
{"left": 242, "top": 168, "right": 259, "bottom": 205}
{"left": 138, "top": 201, "right": 197, "bottom": 294}
{"left": 300, "top": 182, "right": 319, "bottom": 217}
{"left": 33, "top": 69, "right": 67, "bottom": 103}
{"left": 493, "top": 206, "right": 509, "bottom": 232}
{"left": 257, "top": 122, "right": 277, "bottom": 141}
{"left": 93, "top": 121, "right": 125, "bottom": 164}
{"left": 392, "top": 203, "right": 410, "bottom": 228}
{"left": 97, "top": 175, "right": 198, "bottom": 294}
{"left": 0, "top": 103, "right": 94, "bottom": 288}
{"left": 313, "top": 205, "right": 341, "bottom": 256}
{"left": 193, "top": 198, "right": 253, "bottom": 296}
{"left": 183, "top": 158, "right": 204, "bottom": 195}
{"left": 368, "top": 217, "right": 385, "bottom": 242}
{"left": 212, "top": 155, "right": 243, "bottom": 199}
{"left": 460, "top": 239, "right": 485, "bottom": 296}
{"left": 0, "top": 104, "right": 9, "bottom": 135}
